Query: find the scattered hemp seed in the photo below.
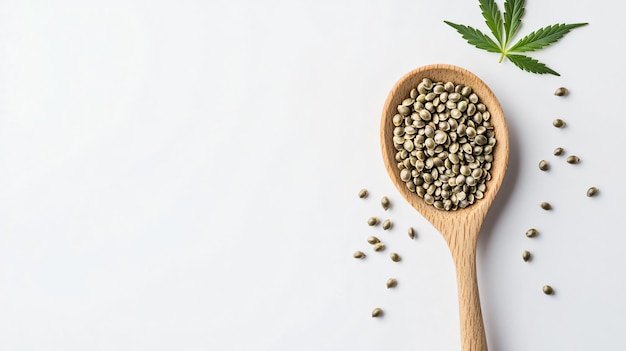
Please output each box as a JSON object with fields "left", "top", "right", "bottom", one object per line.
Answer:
{"left": 358, "top": 188, "right": 369, "bottom": 198}
{"left": 539, "top": 160, "right": 550, "bottom": 171}
{"left": 367, "top": 217, "right": 380, "bottom": 226}
{"left": 553, "top": 147, "right": 565, "bottom": 156}
{"left": 542, "top": 285, "right": 555, "bottom": 295}
{"left": 586, "top": 187, "right": 599, "bottom": 197}
{"left": 522, "top": 250, "right": 531, "bottom": 262}
{"left": 540, "top": 202, "right": 552, "bottom": 211}
{"left": 381, "top": 196, "right": 391, "bottom": 210}
{"left": 390, "top": 252, "right": 401, "bottom": 262}
{"left": 408, "top": 227, "right": 416, "bottom": 240}
{"left": 526, "top": 228, "right": 538, "bottom": 238}
{"left": 353, "top": 251, "right": 366, "bottom": 259}
{"left": 554, "top": 87, "right": 569, "bottom": 96}
{"left": 371, "top": 307, "right": 383, "bottom": 318}
{"left": 552, "top": 119, "right": 566, "bottom": 128}
{"left": 382, "top": 219, "right": 393, "bottom": 230}
{"left": 566, "top": 155, "right": 580, "bottom": 164}
{"left": 386, "top": 278, "right": 398, "bottom": 289}
{"left": 373, "top": 243, "right": 385, "bottom": 252}
{"left": 367, "top": 236, "right": 380, "bottom": 245}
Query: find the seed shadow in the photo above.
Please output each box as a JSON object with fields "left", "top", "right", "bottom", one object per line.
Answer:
{"left": 477, "top": 111, "right": 522, "bottom": 351}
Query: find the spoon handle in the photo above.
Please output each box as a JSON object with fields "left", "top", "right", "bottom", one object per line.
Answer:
{"left": 451, "top": 238, "right": 488, "bottom": 351}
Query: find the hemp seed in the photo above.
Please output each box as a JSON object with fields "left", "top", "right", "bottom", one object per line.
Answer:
{"left": 358, "top": 188, "right": 369, "bottom": 198}
{"left": 553, "top": 147, "right": 564, "bottom": 156}
{"left": 526, "top": 228, "right": 538, "bottom": 238}
{"left": 542, "top": 285, "right": 554, "bottom": 295}
{"left": 367, "top": 217, "right": 380, "bottom": 226}
{"left": 386, "top": 278, "right": 398, "bottom": 289}
{"left": 373, "top": 243, "right": 385, "bottom": 252}
{"left": 552, "top": 119, "right": 566, "bottom": 128}
{"left": 554, "top": 87, "right": 569, "bottom": 96}
{"left": 408, "top": 227, "right": 416, "bottom": 240}
{"left": 381, "top": 196, "right": 391, "bottom": 210}
{"left": 586, "top": 187, "right": 599, "bottom": 197}
{"left": 371, "top": 307, "right": 383, "bottom": 318}
{"left": 382, "top": 219, "right": 393, "bottom": 230}
{"left": 566, "top": 155, "right": 580, "bottom": 164}
{"left": 367, "top": 236, "right": 380, "bottom": 245}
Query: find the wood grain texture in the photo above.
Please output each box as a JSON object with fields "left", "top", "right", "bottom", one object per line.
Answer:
{"left": 380, "top": 64, "right": 509, "bottom": 351}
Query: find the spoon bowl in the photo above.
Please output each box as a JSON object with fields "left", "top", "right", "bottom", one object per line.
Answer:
{"left": 380, "top": 64, "right": 509, "bottom": 351}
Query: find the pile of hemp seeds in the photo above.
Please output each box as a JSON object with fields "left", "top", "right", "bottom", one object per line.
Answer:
{"left": 352, "top": 189, "right": 417, "bottom": 318}
{"left": 524, "top": 86, "right": 600, "bottom": 296}
{"left": 391, "top": 78, "right": 497, "bottom": 211}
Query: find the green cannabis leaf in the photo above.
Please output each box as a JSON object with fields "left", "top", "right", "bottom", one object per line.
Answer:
{"left": 444, "top": 0, "right": 587, "bottom": 76}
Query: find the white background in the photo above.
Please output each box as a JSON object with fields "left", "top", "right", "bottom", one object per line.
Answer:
{"left": 0, "top": 1, "right": 623, "bottom": 350}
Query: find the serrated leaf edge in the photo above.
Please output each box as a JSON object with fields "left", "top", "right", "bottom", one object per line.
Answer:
{"left": 506, "top": 53, "right": 560, "bottom": 76}
{"left": 508, "top": 23, "right": 588, "bottom": 53}
{"left": 479, "top": 0, "right": 504, "bottom": 47}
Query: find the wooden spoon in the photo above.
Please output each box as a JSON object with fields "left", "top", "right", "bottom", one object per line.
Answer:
{"left": 380, "top": 64, "right": 509, "bottom": 351}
